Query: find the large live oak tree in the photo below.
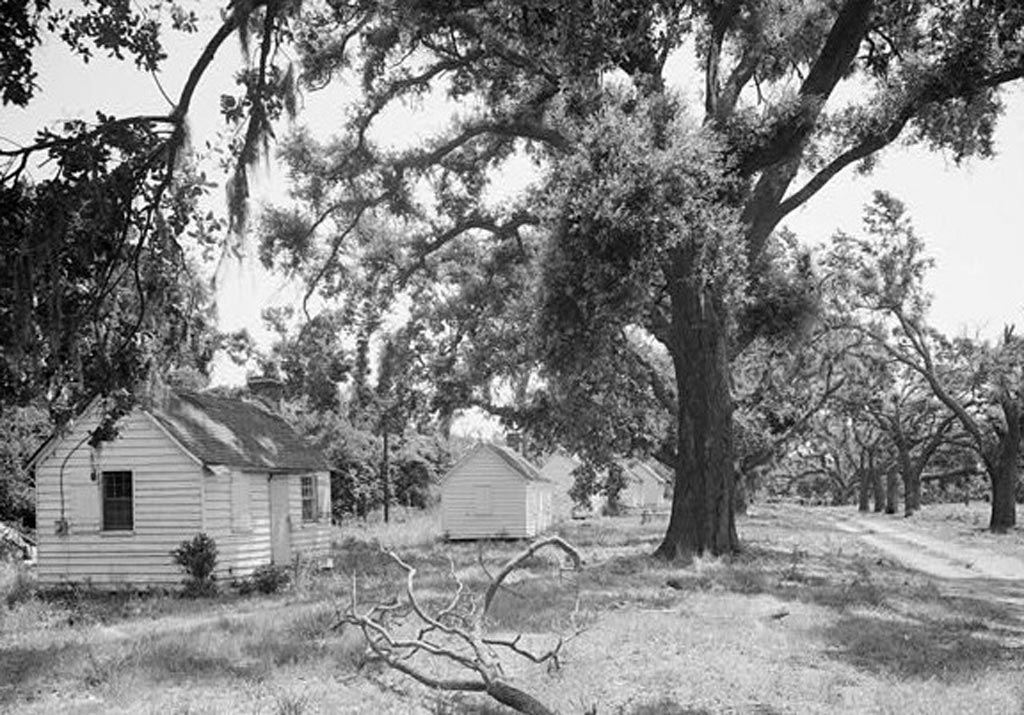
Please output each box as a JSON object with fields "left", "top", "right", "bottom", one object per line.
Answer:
{"left": 265, "top": 1, "right": 1023, "bottom": 555}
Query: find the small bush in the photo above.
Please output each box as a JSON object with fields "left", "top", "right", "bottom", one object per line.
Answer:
{"left": 171, "top": 533, "right": 218, "bottom": 596}
{"left": 248, "top": 561, "right": 292, "bottom": 594}
{"left": 1, "top": 559, "right": 35, "bottom": 608}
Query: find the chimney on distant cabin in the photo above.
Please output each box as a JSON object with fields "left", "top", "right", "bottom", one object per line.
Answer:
{"left": 247, "top": 376, "right": 284, "bottom": 412}
{"left": 505, "top": 432, "right": 522, "bottom": 453}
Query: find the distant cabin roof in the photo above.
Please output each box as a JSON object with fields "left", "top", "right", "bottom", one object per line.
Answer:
{"left": 644, "top": 459, "right": 673, "bottom": 483}
{"left": 150, "top": 391, "right": 327, "bottom": 472}
{"left": 447, "top": 442, "right": 551, "bottom": 484}
{"left": 620, "top": 458, "right": 671, "bottom": 485}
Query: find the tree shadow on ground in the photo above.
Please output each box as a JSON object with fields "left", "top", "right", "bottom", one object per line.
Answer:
{"left": 822, "top": 609, "right": 1024, "bottom": 680}
{"left": 672, "top": 537, "right": 1024, "bottom": 683}
{"left": 0, "top": 643, "right": 75, "bottom": 705}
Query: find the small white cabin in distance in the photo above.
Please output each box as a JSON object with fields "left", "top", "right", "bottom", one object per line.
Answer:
{"left": 619, "top": 457, "right": 673, "bottom": 511}
{"left": 440, "top": 442, "right": 553, "bottom": 540}
{"left": 539, "top": 449, "right": 585, "bottom": 521}
{"left": 30, "top": 389, "right": 332, "bottom": 588}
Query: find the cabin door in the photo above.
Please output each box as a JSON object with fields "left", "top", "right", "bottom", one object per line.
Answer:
{"left": 269, "top": 475, "right": 292, "bottom": 565}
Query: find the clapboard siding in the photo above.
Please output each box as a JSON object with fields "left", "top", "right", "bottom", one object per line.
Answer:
{"left": 36, "top": 407, "right": 203, "bottom": 586}
{"left": 441, "top": 445, "right": 552, "bottom": 540}
{"left": 288, "top": 471, "right": 333, "bottom": 561}
{"left": 214, "top": 470, "right": 331, "bottom": 577}
{"left": 209, "top": 470, "right": 272, "bottom": 579}
{"left": 227, "top": 471, "right": 273, "bottom": 574}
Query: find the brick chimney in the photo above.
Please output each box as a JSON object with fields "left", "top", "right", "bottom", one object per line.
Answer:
{"left": 247, "top": 376, "right": 284, "bottom": 412}
{"left": 505, "top": 431, "right": 522, "bottom": 452}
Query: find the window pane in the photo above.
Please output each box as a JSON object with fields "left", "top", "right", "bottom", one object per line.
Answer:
{"left": 102, "top": 471, "right": 133, "bottom": 531}
{"left": 301, "top": 476, "right": 316, "bottom": 522}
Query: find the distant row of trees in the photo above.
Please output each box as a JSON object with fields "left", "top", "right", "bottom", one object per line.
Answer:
{"left": 736, "top": 193, "right": 1024, "bottom": 525}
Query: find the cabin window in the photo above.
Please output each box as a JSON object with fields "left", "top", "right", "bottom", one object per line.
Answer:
{"left": 102, "top": 471, "right": 133, "bottom": 531}
{"left": 301, "top": 475, "right": 317, "bottom": 522}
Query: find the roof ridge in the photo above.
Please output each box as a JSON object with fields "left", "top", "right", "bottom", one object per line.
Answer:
{"left": 486, "top": 442, "right": 550, "bottom": 483}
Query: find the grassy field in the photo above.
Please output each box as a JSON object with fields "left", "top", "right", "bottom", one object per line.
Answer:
{"left": 2, "top": 504, "right": 1023, "bottom": 714}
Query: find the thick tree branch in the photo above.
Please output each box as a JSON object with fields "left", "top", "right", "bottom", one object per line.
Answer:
{"left": 482, "top": 535, "right": 582, "bottom": 619}
{"left": 340, "top": 539, "right": 581, "bottom": 715}
{"left": 740, "top": 0, "right": 876, "bottom": 259}
{"left": 771, "top": 65, "right": 1024, "bottom": 230}
{"left": 716, "top": 47, "right": 761, "bottom": 122}
{"left": 394, "top": 116, "right": 566, "bottom": 174}
{"left": 704, "top": 0, "right": 743, "bottom": 120}
{"left": 395, "top": 211, "right": 539, "bottom": 288}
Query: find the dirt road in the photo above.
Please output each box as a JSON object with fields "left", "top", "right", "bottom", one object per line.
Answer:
{"left": 824, "top": 509, "right": 1024, "bottom": 629}
{"left": 828, "top": 510, "right": 1024, "bottom": 581}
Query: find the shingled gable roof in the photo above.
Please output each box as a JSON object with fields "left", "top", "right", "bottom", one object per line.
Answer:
{"left": 619, "top": 457, "right": 671, "bottom": 485}
{"left": 147, "top": 391, "right": 327, "bottom": 472}
{"left": 445, "top": 442, "right": 551, "bottom": 483}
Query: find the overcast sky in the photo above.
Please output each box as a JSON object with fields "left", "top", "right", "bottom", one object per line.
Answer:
{"left": 4, "top": 18, "right": 1023, "bottom": 362}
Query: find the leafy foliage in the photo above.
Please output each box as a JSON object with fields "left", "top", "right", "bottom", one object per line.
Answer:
{"left": 0, "top": 1, "right": 299, "bottom": 422}
{"left": 0, "top": 405, "right": 50, "bottom": 528}
{"left": 171, "top": 532, "right": 218, "bottom": 596}
{"left": 240, "top": 564, "right": 291, "bottom": 595}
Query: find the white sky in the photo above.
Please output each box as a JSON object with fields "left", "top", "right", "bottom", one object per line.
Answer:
{"left": 3, "top": 13, "right": 1023, "bottom": 374}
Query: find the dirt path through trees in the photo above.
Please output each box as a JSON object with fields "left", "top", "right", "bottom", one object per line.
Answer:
{"left": 829, "top": 511, "right": 1024, "bottom": 580}
{"left": 825, "top": 509, "right": 1024, "bottom": 633}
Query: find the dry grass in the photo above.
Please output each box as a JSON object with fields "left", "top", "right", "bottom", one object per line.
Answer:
{"left": 901, "top": 501, "right": 1024, "bottom": 556}
{"left": 335, "top": 507, "right": 443, "bottom": 549}
{"left": 2, "top": 505, "right": 1023, "bottom": 714}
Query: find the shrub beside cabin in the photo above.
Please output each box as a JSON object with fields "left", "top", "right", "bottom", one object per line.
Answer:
{"left": 30, "top": 390, "right": 332, "bottom": 587}
{"left": 441, "top": 443, "right": 553, "bottom": 540}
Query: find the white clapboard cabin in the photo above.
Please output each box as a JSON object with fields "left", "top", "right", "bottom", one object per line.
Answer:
{"left": 441, "top": 443, "right": 553, "bottom": 540}
{"left": 31, "top": 390, "right": 332, "bottom": 588}
{"left": 619, "top": 458, "right": 673, "bottom": 511}
{"left": 539, "top": 449, "right": 584, "bottom": 521}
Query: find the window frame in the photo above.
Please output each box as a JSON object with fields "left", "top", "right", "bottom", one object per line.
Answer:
{"left": 101, "top": 470, "right": 134, "bottom": 532}
{"left": 300, "top": 475, "right": 317, "bottom": 523}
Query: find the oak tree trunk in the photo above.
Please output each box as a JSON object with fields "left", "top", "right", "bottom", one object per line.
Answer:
{"left": 872, "top": 467, "right": 885, "bottom": 512}
{"left": 904, "top": 469, "right": 922, "bottom": 517}
{"left": 382, "top": 430, "right": 391, "bottom": 524}
{"left": 857, "top": 467, "right": 870, "bottom": 512}
{"left": 989, "top": 398, "right": 1020, "bottom": 532}
{"left": 896, "top": 444, "right": 919, "bottom": 517}
{"left": 656, "top": 264, "right": 739, "bottom": 559}
{"left": 885, "top": 471, "right": 899, "bottom": 515}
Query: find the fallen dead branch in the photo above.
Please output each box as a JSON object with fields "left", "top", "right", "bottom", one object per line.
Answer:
{"left": 338, "top": 535, "right": 583, "bottom": 715}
